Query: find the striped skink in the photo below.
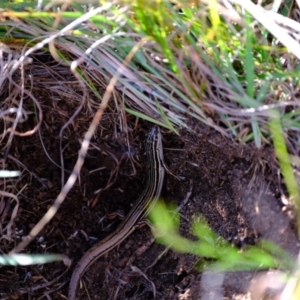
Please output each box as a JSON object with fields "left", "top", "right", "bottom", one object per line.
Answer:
{"left": 68, "top": 126, "right": 165, "bottom": 299}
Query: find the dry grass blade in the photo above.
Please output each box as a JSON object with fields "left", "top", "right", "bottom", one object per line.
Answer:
{"left": 231, "top": 0, "right": 300, "bottom": 59}
{"left": 0, "top": 190, "right": 19, "bottom": 240}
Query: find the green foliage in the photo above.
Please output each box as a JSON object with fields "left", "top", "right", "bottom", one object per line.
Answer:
{"left": 149, "top": 201, "right": 294, "bottom": 272}
{"left": 269, "top": 111, "right": 300, "bottom": 231}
